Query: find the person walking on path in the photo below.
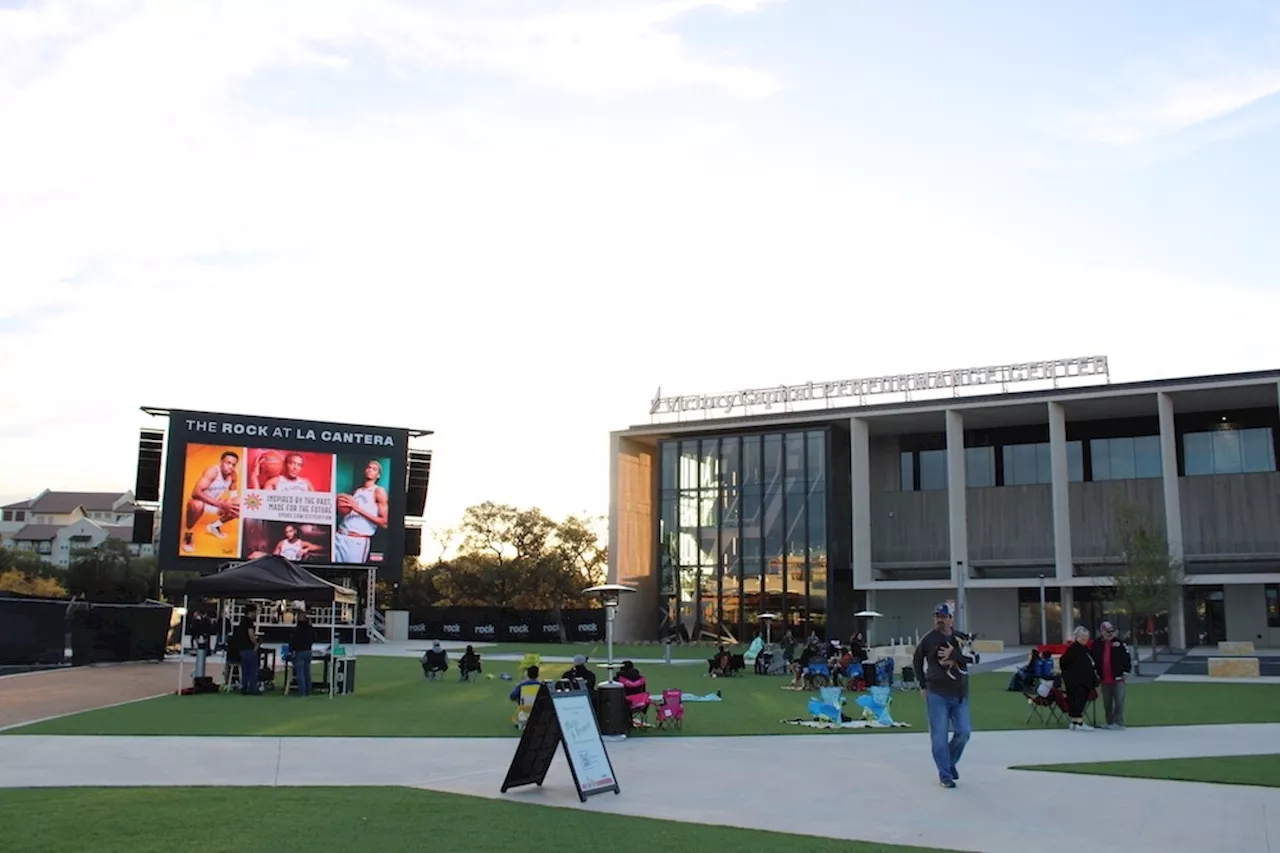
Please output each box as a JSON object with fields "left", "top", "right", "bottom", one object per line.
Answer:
{"left": 1089, "top": 621, "right": 1131, "bottom": 729}
{"left": 912, "top": 602, "right": 976, "bottom": 789}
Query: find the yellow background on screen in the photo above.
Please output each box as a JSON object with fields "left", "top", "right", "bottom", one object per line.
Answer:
{"left": 179, "top": 443, "right": 246, "bottom": 559}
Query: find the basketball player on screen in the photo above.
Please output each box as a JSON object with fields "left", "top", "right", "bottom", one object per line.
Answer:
{"left": 255, "top": 452, "right": 316, "bottom": 492}
{"left": 333, "top": 460, "right": 389, "bottom": 563}
{"left": 182, "top": 451, "right": 241, "bottom": 553}
{"left": 274, "top": 524, "right": 322, "bottom": 562}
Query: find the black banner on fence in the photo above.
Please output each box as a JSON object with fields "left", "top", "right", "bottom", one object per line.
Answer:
{"left": 0, "top": 597, "right": 67, "bottom": 666}
{"left": 69, "top": 601, "right": 173, "bottom": 665}
{"left": 408, "top": 607, "right": 605, "bottom": 643}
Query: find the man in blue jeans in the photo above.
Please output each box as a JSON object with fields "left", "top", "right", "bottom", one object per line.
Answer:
{"left": 912, "top": 602, "right": 974, "bottom": 788}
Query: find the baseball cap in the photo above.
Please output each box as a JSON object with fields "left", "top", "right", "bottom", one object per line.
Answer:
{"left": 572, "top": 654, "right": 587, "bottom": 665}
{"left": 934, "top": 603, "right": 954, "bottom": 617}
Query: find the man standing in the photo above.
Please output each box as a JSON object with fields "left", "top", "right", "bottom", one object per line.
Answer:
{"left": 912, "top": 602, "right": 975, "bottom": 789}
{"left": 291, "top": 610, "right": 315, "bottom": 697}
{"left": 229, "top": 608, "right": 261, "bottom": 696}
{"left": 1090, "top": 621, "right": 1131, "bottom": 729}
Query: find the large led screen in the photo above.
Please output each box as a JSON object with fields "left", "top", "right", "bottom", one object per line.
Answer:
{"left": 159, "top": 411, "right": 409, "bottom": 577}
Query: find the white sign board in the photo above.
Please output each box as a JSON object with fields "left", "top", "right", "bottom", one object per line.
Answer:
{"left": 551, "top": 691, "right": 617, "bottom": 795}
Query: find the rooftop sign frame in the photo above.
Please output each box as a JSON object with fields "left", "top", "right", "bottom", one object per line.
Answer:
{"left": 649, "top": 355, "right": 1111, "bottom": 422}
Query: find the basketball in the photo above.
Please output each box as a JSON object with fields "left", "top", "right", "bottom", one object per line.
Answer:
{"left": 258, "top": 452, "right": 284, "bottom": 479}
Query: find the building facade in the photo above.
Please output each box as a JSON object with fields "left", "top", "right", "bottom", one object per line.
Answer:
{"left": 608, "top": 369, "right": 1280, "bottom": 649}
{"left": 1, "top": 490, "right": 151, "bottom": 567}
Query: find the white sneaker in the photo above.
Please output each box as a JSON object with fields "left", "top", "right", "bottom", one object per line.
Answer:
{"left": 207, "top": 523, "right": 227, "bottom": 540}
{"left": 1078, "top": 722, "right": 1094, "bottom": 731}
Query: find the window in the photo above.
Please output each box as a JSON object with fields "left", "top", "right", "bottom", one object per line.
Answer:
{"left": 1267, "top": 584, "right": 1280, "bottom": 629}
{"left": 2, "top": 510, "right": 25, "bottom": 522}
{"left": 999, "top": 441, "right": 1085, "bottom": 486}
{"left": 919, "top": 450, "right": 947, "bottom": 490}
{"left": 1184, "top": 427, "right": 1276, "bottom": 476}
{"left": 1092, "top": 436, "right": 1161, "bottom": 481}
{"left": 965, "top": 447, "right": 995, "bottom": 488}
{"left": 899, "top": 452, "right": 914, "bottom": 491}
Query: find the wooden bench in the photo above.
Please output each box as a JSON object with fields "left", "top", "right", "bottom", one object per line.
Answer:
{"left": 1207, "top": 657, "right": 1260, "bottom": 678}
{"left": 1216, "top": 641, "right": 1255, "bottom": 656}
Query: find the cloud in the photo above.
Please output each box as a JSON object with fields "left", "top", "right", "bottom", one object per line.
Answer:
{"left": 1051, "top": 66, "right": 1280, "bottom": 147}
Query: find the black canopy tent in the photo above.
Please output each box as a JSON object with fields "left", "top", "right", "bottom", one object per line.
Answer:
{"left": 178, "top": 554, "right": 357, "bottom": 698}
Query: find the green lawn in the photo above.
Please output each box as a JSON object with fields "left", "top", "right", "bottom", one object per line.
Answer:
{"left": 0, "top": 787, "right": 957, "bottom": 853}
{"left": 1014, "top": 754, "right": 1280, "bottom": 788}
{"left": 448, "top": 641, "right": 725, "bottom": 661}
{"left": 6, "top": 656, "right": 1280, "bottom": 738}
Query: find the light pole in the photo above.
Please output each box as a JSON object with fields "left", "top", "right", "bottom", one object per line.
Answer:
{"left": 1038, "top": 574, "right": 1048, "bottom": 647}
{"left": 759, "top": 612, "right": 779, "bottom": 645}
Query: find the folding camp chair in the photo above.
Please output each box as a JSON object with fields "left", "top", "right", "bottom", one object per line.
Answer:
{"left": 1024, "top": 685, "right": 1066, "bottom": 726}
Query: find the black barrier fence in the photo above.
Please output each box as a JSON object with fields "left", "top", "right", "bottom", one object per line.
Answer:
{"left": 0, "top": 597, "right": 67, "bottom": 666}
{"left": 70, "top": 600, "right": 173, "bottom": 665}
{"left": 408, "top": 608, "right": 605, "bottom": 643}
{"left": 0, "top": 596, "right": 173, "bottom": 667}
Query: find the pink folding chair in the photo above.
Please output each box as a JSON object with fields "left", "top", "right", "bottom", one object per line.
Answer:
{"left": 655, "top": 688, "right": 684, "bottom": 730}
{"left": 618, "top": 675, "right": 651, "bottom": 725}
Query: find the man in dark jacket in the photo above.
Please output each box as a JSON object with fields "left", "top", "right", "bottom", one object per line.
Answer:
{"left": 1089, "top": 621, "right": 1131, "bottom": 729}
{"left": 912, "top": 603, "right": 976, "bottom": 789}
{"left": 290, "top": 611, "right": 316, "bottom": 696}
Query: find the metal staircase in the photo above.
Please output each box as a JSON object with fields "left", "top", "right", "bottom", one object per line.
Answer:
{"left": 366, "top": 569, "right": 387, "bottom": 643}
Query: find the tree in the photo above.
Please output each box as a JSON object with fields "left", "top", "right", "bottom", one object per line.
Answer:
{"left": 66, "top": 539, "right": 155, "bottom": 603}
{"left": 0, "top": 569, "right": 66, "bottom": 598}
{"left": 0, "top": 546, "right": 62, "bottom": 579}
{"left": 1108, "top": 500, "right": 1184, "bottom": 670}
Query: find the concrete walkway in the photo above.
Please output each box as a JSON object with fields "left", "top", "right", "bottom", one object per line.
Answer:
{"left": 3, "top": 724, "right": 1277, "bottom": 853}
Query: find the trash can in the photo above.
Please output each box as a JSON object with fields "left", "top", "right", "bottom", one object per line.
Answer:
{"left": 595, "top": 682, "right": 631, "bottom": 737}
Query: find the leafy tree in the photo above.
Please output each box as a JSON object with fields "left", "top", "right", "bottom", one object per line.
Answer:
{"left": 0, "top": 569, "right": 67, "bottom": 598}
{"left": 1107, "top": 500, "right": 1184, "bottom": 670}
{"left": 66, "top": 539, "right": 155, "bottom": 603}
{"left": 0, "top": 546, "right": 61, "bottom": 578}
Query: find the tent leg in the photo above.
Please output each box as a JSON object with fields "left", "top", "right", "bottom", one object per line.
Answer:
{"left": 330, "top": 602, "right": 336, "bottom": 699}
{"left": 176, "top": 595, "right": 189, "bottom": 695}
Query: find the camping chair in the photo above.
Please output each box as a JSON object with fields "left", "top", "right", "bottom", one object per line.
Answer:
{"left": 512, "top": 683, "right": 541, "bottom": 729}
{"left": 518, "top": 653, "right": 542, "bottom": 673}
{"left": 805, "top": 659, "right": 833, "bottom": 688}
{"left": 727, "top": 654, "right": 746, "bottom": 676}
{"left": 1024, "top": 682, "right": 1067, "bottom": 726}
{"left": 617, "top": 675, "right": 651, "bottom": 726}
{"left": 807, "top": 685, "right": 845, "bottom": 722}
{"left": 655, "top": 689, "right": 684, "bottom": 730}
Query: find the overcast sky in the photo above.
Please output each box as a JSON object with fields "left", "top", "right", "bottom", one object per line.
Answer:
{"left": 2, "top": 0, "right": 1278, "bottom": 535}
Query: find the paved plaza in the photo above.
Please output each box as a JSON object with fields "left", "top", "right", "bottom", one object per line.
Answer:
{"left": 3, "top": 724, "right": 1278, "bottom": 853}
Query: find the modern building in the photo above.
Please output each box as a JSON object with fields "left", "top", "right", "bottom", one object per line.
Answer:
{"left": 607, "top": 362, "right": 1280, "bottom": 650}
{"left": 1, "top": 490, "right": 152, "bottom": 567}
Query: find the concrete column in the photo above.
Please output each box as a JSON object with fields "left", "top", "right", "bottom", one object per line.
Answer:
{"left": 1157, "top": 392, "right": 1187, "bottom": 651}
{"left": 945, "top": 410, "right": 968, "bottom": 628}
{"left": 850, "top": 417, "right": 873, "bottom": 592}
{"left": 1047, "top": 401, "right": 1073, "bottom": 581}
{"left": 1060, "top": 586, "right": 1075, "bottom": 642}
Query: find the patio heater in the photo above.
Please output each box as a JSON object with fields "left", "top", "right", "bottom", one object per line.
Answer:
{"left": 854, "top": 610, "right": 883, "bottom": 645}
{"left": 759, "top": 612, "right": 779, "bottom": 645}
{"left": 583, "top": 584, "right": 636, "bottom": 739}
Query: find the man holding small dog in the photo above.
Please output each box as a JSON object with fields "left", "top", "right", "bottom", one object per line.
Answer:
{"left": 913, "top": 602, "right": 976, "bottom": 789}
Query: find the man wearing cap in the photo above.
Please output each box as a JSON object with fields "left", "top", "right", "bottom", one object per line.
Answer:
{"left": 1089, "top": 621, "right": 1131, "bottom": 729}
{"left": 912, "top": 602, "right": 976, "bottom": 789}
{"left": 563, "top": 655, "right": 597, "bottom": 690}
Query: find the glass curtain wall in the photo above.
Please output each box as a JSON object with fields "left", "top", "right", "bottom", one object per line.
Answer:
{"left": 658, "top": 429, "right": 829, "bottom": 642}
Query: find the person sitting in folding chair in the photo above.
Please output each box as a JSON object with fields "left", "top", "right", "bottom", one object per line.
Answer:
{"left": 1060, "top": 626, "right": 1099, "bottom": 731}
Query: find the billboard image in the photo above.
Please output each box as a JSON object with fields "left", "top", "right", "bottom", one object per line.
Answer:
{"left": 160, "top": 411, "right": 410, "bottom": 577}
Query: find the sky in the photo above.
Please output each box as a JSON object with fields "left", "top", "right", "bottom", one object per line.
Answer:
{"left": 2, "top": 0, "right": 1279, "bottom": 539}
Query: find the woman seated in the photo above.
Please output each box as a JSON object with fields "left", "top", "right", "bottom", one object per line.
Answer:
{"left": 616, "top": 660, "right": 650, "bottom": 719}
{"left": 707, "top": 645, "right": 732, "bottom": 676}
{"left": 458, "top": 645, "right": 482, "bottom": 682}
{"left": 848, "top": 633, "right": 867, "bottom": 662}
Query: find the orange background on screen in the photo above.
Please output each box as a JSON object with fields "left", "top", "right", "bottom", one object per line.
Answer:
{"left": 180, "top": 443, "right": 247, "bottom": 559}
{"left": 245, "top": 448, "right": 334, "bottom": 492}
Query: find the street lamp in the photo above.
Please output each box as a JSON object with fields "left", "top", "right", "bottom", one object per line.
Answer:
{"left": 582, "top": 584, "right": 636, "bottom": 684}
{"left": 759, "top": 612, "right": 779, "bottom": 644}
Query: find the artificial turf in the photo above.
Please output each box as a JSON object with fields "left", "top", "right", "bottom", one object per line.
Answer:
{"left": 5, "top": 655, "right": 1280, "bottom": 738}
{"left": 1013, "top": 753, "right": 1280, "bottom": 788}
{"left": 0, "top": 787, "right": 961, "bottom": 853}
